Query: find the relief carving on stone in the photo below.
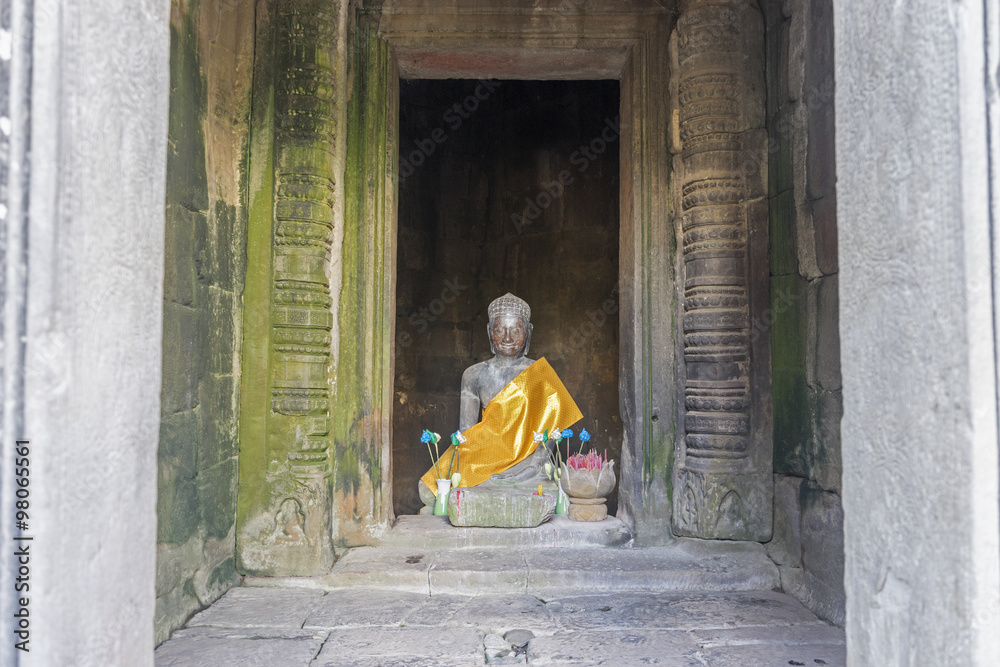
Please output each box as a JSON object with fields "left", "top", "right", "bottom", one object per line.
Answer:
{"left": 238, "top": 0, "right": 339, "bottom": 574}
{"left": 673, "top": 0, "right": 772, "bottom": 540}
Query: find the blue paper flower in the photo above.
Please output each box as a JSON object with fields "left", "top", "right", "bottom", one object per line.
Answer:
{"left": 561, "top": 428, "right": 573, "bottom": 439}
{"left": 579, "top": 428, "right": 591, "bottom": 442}
{"left": 420, "top": 430, "right": 432, "bottom": 443}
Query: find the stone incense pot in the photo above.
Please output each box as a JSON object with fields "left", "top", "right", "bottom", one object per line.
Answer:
{"left": 559, "top": 459, "right": 616, "bottom": 522}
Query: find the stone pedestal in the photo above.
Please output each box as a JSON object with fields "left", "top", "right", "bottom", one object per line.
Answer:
{"left": 568, "top": 497, "right": 608, "bottom": 522}
{"left": 447, "top": 488, "right": 556, "bottom": 528}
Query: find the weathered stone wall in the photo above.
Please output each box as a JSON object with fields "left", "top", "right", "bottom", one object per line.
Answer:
{"left": 393, "top": 79, "right": 621, "bottom": 516}
{"left": 836, "top": 0, "right": 1000, "bottom": 661}
{"left": 0, "top": 0, "right": 170, "bottom": 662}
{"left": 760, "top": 0, "right": 843, "bottom": 625}
{"left": 330, "top": 9, "right": 395, "bottom": 547}
{"left": 156, "top": 0, "right": 254, "bottom": 644}
{"left": 669, "top": 0, "right": 772, "bottom": 542}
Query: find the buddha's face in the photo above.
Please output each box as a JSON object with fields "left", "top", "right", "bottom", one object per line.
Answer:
{"left": 491, "top": 314, "right": 528, "bottom": 357}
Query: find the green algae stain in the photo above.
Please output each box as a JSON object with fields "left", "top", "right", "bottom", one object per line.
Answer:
{"left": 770, "top": 273, "right": 815, "bottom": 477}
{"left": 160, "top": 11, "right": 209, "bottom": 549}
{"left": 166, "top": 17, "right": 209, "bottom": 213}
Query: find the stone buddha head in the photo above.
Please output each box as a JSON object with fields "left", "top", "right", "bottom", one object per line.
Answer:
{"left": 487, "top": 292, "right": 533, "bottom": 358}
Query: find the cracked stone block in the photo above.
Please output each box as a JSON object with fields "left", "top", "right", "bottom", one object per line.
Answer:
{"left": 311, "top": 626, "right": 483, "bottom": 666}
{"left": 696, "top": 642, "right": 844, "bottom": 666}
{"left": 447, "top": 595, "right": 554, "bottom": 633}
{"left": 304, "top": 589, "right": 430, "bottom": 628}
{"left": 691, "top": 623, "right": 844, "bottom": 648}
{"left": 813, "top": 193, "right": 838, "bottom": 276}
{"left": 800, "top": 485, "right": 845, "bottom": 625}
{"left": 185, "top": 587, "right": 324, "bottom": 628}
{"left": 814, "top": 274, "right": 841, "bottom": 392}
{"left": 767, "top": 474, "right": 804, "bottom": 567}
{"left": 154, "top": 634, "right": 325, "bottom": 666}
{"left": 529, "top": 629, "right": 699, "bottom": 665}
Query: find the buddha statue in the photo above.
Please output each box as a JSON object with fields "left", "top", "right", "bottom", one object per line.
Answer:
{"left": 419, "top": 293, "right": 583, "bottom": 512}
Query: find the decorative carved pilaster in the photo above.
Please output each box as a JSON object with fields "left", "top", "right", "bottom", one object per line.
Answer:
{"left": 267, "top": 0, "right": 338, "bottom": 567}
{"left": 238, "top": 0, "right": 339, "bottom": 575}
{"left": 672, "top": 0, "right": 771, "bottom": 540}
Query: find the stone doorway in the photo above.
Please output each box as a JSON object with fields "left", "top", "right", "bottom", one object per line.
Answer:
{"left": 375, "top": 1, "right": 686, "bottom": 547}
{"left": 236, "top": 0, "right": 773, "bottom": 576}
{"left": 392, "top": 79, "right": 623, "bottom": 517}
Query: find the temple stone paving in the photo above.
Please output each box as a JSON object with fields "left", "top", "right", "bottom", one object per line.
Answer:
{"left": 155, "top": 585, "right": 844, "bottom": 665}
{"left": 158, "top": 519, "right": 843, "bottom": 665}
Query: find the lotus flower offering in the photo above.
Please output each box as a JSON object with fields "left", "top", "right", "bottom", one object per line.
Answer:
{"left": 560, "top": 447, "right": 616, "bottom": 522}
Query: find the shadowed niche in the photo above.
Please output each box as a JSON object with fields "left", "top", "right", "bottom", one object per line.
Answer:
{"left": 392, "top": 79, "right": 621, "bottom": 516}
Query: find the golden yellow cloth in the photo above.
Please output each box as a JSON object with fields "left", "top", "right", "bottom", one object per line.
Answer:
{"left": 421, "top": 357, "right": 583, "bottom": 496}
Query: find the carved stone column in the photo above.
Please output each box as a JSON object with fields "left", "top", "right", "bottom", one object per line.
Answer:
{"left": 237, "top": 0, "right": 339, "bottom": 575}
{"left": 672, "top": 0, "right": 772, "bottom": 540}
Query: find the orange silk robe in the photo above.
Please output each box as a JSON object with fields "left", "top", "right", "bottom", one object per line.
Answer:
{"left": 421, "top": 357, "right": 583, "bottom": 496}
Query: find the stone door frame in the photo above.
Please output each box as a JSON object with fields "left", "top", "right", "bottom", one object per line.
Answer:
{"left": 238, "top": 0, "right": 772, "bottom": 575}
{"left": 377, "top": 0, "right": 678, "bottom": 542}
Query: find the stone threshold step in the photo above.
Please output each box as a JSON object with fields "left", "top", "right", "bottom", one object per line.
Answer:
{"left": 382, "top": 515, "right": 632, "bottom": 549}
{"left": 245, "top": 539, "right": 780, "bottom": 597}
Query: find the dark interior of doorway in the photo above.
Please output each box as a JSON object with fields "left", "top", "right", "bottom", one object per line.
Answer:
{"left": 392, "top": 79, "right": 621, "bottom": 516}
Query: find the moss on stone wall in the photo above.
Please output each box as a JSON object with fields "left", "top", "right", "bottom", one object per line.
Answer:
{"left": 763, "top": 0, "right": 840, "bottom": 492}
{"left": 770, "top": 273, "right": 814, "bottom": 475}
{"left": 762, "top": 0, "right": 843, "bottom": 625}
{"left": 330, "top": 11, "right": 393, "bottom": 546}
{"left": 156, "top": 0, "right": 253, "bottom": 645}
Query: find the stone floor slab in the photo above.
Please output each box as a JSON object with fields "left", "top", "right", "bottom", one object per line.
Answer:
{"left": 310, "top": 626, "right": 483, "bottom": 666}
{"left": 692, "top": 623, "right": 846, "bottom": 647}
{"left": 185, "top": 587, "right": 326, "bottom": 629}
{"left": 693, "top": 642, "right": 846, "bottom": 666}
{"left": 444, "top": 594, "right": 557, "bottom": 634}
{"left": 528, "top": 630, "right": 702, "bottom": 665}
{"left": 547, "top": 591, "right": 822, "bottom": 631}
{"left": 430, "top": 549, "right": 528, "bottom": 594}
{"left": 385, "top": 515, "right": 632, "bottom": 549}
{"left": 159, "top": 567, "right": 847, "bottom": 666}
{"left": 312, "top": 657, "right": 481, "bottom": 667}
{"left": 401, "top": 594, "right": 477, "bottom": 627}
{"left": 154, "top": 634, "right": 325, "bottom": 666}
{"left": 171, "top": 626, "right": 327, "bottom": 640}
{"left": 304, "top": 588, "right": 431, "bottom": 628}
